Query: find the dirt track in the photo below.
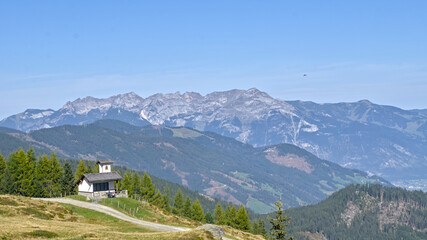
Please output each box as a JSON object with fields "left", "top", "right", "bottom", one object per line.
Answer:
{"left": 39, "top": 198, "right": 190, "bottom": 232}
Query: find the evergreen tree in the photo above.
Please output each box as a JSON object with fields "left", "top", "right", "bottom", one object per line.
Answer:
{"left": 258, "top": 218, "right": 267, "bottom": 236}
{"left": 252, "top": 221, "right": 260, "bottom": 235}
{"left": 74, "top": 160, "right": 87, "bottom": 182}
{"left": 205, "top": 212, "right": 214, "bottom": 224}
{"left": 141, "top": 172, "right": 155, "bottom": 201}
{"left": 7, "top": 149, "right": 35, "bottom": 196}
{"left": 7, "top": 149, "right": 22, "bottom": 194}
{"left": 214, "top": 203, "right": 225, "bottom": 225}
{"left": 183, "top": 196, "right": 192, "bottom": 218}
{"left": 161, "top": 187, "right": 171, "bottom": 212}
{"left": 61, "top": 161, "right": 74, "bottom": 196}
{"left": 0, "top": 165, "right": 11, "bottom": 194}
{"left": 131, "top": 172, "right": 141, "bottom": 197}
{"left": 236, "top": 204, "right": 251, "bottom": 231}
{"left": 46, "top": 153, "right": 62, "bottom": 197}
{"left": 86, "top": 162, "right": 93, "bottom": 173}
{"left": 268, "top": 201, "right": 292, "bottom": 240}
{"left": 173, "top": 188, "right": 184, "bottom": 215}
{"left": 225, "top": 205, "right": 237, "bottom": 228}
{"left": 122, "top": 170, "right": 132, "bottom": 196}
{"left": 150, "top": 190, "right": 163, "bottom": 205}
{"left": 191, "top": 198, "right": 205, "bottom": 222}
{"left": 0, "top": 153, "right": 6, "bottom": 182}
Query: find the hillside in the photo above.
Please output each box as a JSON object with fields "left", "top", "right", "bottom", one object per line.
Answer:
{"left": 0, "top": 119, "right": 388, "bottom": 213}
{"left": 0, "top": 195, "right": 214, "bottom": 239}
{"left": 283, "top": 184, "right": 427, "bottom": 240}
{"left": 1, "top": 89, "right": 426, "bottom": 185}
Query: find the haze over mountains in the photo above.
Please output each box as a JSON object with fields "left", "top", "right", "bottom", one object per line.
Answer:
{"left": 1, "top": 89, "right": 426, "bottom": 185}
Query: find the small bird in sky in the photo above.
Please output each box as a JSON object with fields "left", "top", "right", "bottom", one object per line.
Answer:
{"left": 303, "top": 74, "right": 307, "bottom": 77}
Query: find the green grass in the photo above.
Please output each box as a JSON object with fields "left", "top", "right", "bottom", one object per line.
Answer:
{"left": 60, "top": 203, "right": 120, "bottom": 222}
{"left": 246, "top": 197, "right": 275, "bottom": 214}
{"left": 20, "top": 207, "right": 53, "bottom": 220}
{"left": 24, "top": 230, "right": 58, "bottom": 238}
{"left": 65, "top": 195, "right": 89, "bottom": 202}
{"left": 99, "top": 197, "right": 158, "bottom": 221}
{"left": 0, "top": 198, "right": 18, "bottom": 206}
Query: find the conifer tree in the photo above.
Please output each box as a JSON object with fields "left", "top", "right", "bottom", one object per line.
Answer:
{"left": 183, "top": 196, "right": 192, "bottom": 218}
{"left": 268, "top": 201, "right": 292, "bottom": 240}
{"left": 8, "top": 149, "right": 35, "bottom": 196}
{"left": 236, "top": 204, "right": 251, "bottom": 231}
{"left": 61, "top": 161, "right": 75, "bottom": 196}
{"left": 0, "top": 165, "right": 11, "bottom": 194}
{"left": 191, "top": 198, "right": 205, "bottom": 222}
{"left": 0, "top": 153, "right": 6, "bottom": 182}
{"left": 74, "top": 160, "right": 87, "bottom": 182}
{"left": 252, "top": 221, "right": 259, "bottom": 235}
{"left": 173, "top": 189, "right": 184, "bottom": 215}
{"left": 205, "top": 212, "right": 214, "bottom": 224}
{"left": 46, "top": 153, "right": 62, "bottom": 197}
{"left": 141, "top": 172, "right": 155, "bottom": 201}
{"left": 214, "top": 203, "right": 225, "bottom": 225}
{"left": 161, "top": 188, "right": 171, "bottom": 212}
{"left": 122, "top": 170, "right": 132, "bottom": 196}
{"left": 150, "top": 190, "right": 163, "bottom": 205}
{"left": 258, "top": 218, "right": 267, "bottom": 236}
{"left": 131, "top": 172, "right": 141, "bottom": 196}
{"left": 86, "top": 162, "right": 93, "bottom": 173}
{"left": 225, "top": 205, "right": 237, "bottom": 227}
{"left": 7, "top": 149, "right": 22, "bottom": 194}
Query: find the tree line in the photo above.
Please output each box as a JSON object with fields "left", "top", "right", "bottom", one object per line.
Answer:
{"left": 0, "top": 148, "right": 294, "bottom": 238}
{"left": 0, "top": 148, "right": 74, "bottom": 197}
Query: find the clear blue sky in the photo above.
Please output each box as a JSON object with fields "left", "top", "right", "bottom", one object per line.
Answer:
{"left": 1, "top": 1, "right": 426, "bottom": 119}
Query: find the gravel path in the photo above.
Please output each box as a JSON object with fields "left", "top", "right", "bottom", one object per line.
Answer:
{"left": 38, "top": 198, "right": 190, "bottom": 232}
{"left": 38, "top": 198, "right": 232, "bottom": 239}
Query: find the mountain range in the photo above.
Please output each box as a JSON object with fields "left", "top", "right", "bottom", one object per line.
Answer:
{"left": 1, "top": 89, "right": 425, "bottom": 185}
{"left": 0, "top": 120, "right": 387, "bottom": 213}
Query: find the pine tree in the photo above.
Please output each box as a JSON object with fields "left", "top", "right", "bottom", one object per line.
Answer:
{"left": 183, "top": 196, "right": 192, "bottom": 218}
{"left": 74, "top": 160, "right": 87, "bottom": 182}
{"left": 252, "top": 221, "right": 259, "bottom": 235}
{"left": 0, "top": 153, "right": 6, "bottom": 183}
{"left": 46, "top": 153, "right": 62, "bottom": 197}
{"left": 258, "top": 218, "right": 267, "bottom": 236}
{"left": 268, "top": 201, "right": 292, "bottom": 240}
{"left": 161, "top": 187, "right": 171, "bottom": 212}
{"left": 122, "top": 170, "right": 132, "bottom": 196}
{"left": 61, "top": 161, "right": 75, "bottom": 196}
{"left": 0, "top": 165, "right": 11, "bottom": 194}
{"left": 173, "top": 189, "right": 184, "bottom": 215}
{"left": 236, "top": 204, "right": 251, "bottom": 231}
{"left": 191, "top": 198, "right": 205, "bottom": 222}
{"left": 214, "top": 203, "right": 225, "bottom": 225}
{"left": 141, "top": 172, "right": 155, "bottom": 201}
{"left": 131, "top": 172, "right": 141, "bottom": 197}
{"left": 225, "top": 205, "right": 237, "bottom": 228}
{"left": 150, "top": 190, "right": 163, "bottom": 206}
{"left": 7, "top": 149, "right": 35, "bottom": 196}
{"left": 205, "top": 212, "right": 214, "bottom": 224}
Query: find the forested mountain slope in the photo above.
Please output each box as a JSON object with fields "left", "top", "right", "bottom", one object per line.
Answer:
{"left": 0, "top": 119, "right": 388, "bottom": 213}
{"left": 284, "top": 184, "right": 427, "bottom": 240}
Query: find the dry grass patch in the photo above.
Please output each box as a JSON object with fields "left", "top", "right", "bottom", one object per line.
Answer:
{"left": 222, "top": 225, "right": 266, "bottom": 240}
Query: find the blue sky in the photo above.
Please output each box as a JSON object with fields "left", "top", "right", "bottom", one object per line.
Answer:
{"left": 1, "top": 1, "right": 426, "bottom": 119}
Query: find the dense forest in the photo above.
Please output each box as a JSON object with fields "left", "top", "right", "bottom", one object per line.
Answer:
{"left": 0, "top": 148, "right": 266, "bottom": 236}
{"left": 282, "top": 184, "right": 427, "bottom": 240}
